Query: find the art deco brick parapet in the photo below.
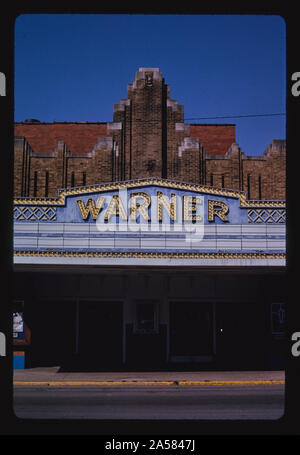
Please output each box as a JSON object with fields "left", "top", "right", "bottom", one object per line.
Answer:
{"left": 262, "top": 139, "right": 286, "bottom": 158}
{"left": 167, "top": 99, "right": 184, "bottom": 113}
{"left": 113, "top": 99, "right": 131, "bottom": 113}
{"left": 178, "top": 137, "right": 200, "bottom": 157}
{"left": 204, "top": 143, "right": 241, "bottom": 160}
{"left": 14, "top": 136, "right": 26, "bottom": 148}
{"left": 107, "top": 122, "right": 122, "bottom": 131}
{"left": 15, "top": 135, "right": 63, "bottom": 158}
{"left": 241, "top": 140, "right": 286, "bottom": 161}
{"left": 14, "top": 136, "right": 35, "bottom": 155}
{"left": 128, "top": 67, "right": 163, "bottom": 90}
{"left": 22, "top": 137, "right": 114, "bottom": 160}
{"left": 14, "top": 122, "right": 108, "bottom": 156}
{"left": 226, "top": 142, "right": 241, "bottom": 156}
{"left": 240, "top": 140, "right": 286, "bottom": 201}
{"left": 189, "top": 124, "right": 236, "bottom": 156}
{"left": 175, "top": 123, "right": 190, "bottom": 133}
{"left": 89, "top": 136, "right": 114, "bottom": 155}
{"left": 13, "top": 68, "right": 286, "bottom": 201}
{"left": 202, "top": 140, "right": 286, "bottom": 163}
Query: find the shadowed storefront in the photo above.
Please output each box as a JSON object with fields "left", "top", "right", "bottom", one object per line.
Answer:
{"left": 13, "top": 269, "right": 286, "bottom": 372}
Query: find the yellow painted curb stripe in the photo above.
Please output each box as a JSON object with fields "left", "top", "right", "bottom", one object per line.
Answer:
{"left": 178, "top": 380, "right": 284, "bottom": 386}
{"left": 13, "top": 381, "right": 175, "bottom": 386}
{"left": 13, "top": 380, "right": 285, "bottom": 387}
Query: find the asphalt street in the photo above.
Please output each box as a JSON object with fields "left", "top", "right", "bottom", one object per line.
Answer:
{"left": 13, "top": 384, "right": 285, "bottom": 420}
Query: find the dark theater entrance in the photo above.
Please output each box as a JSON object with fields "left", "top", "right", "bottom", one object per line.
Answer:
{"left": 13, "top": 267, "right": 286, "bottom": 371}
{"left": 77, "top": 300, "right": 123, "bottom": 370}
{"left": 169, "top": 301, "right": 214, "bottom": 363}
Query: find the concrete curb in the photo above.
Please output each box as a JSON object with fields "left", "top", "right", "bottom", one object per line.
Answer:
{"left": 13, "top": 379, "right": 285, "bottom": 387}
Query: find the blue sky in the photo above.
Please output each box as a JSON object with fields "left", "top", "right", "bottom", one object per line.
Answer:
{"left": 14, "top": 14, "right": 286, "bottom": 156}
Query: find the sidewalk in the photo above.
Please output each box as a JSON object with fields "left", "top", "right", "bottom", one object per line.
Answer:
{"left": 13, "top": 367, "right": 285, "bottom": 386}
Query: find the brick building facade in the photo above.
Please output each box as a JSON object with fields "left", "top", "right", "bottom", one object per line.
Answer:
{"left": 14, "top": 68, "right": 286, "bottom": 201}
{"left": 13, "top": 67, "right": 286, "bottom": 372}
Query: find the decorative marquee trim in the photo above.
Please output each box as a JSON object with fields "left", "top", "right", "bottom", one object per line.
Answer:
{"left": 14, "top": 250, "right": 285, "bottom": 260}
{"left": 14, "top": 178, "right": 286, "bottom": 209}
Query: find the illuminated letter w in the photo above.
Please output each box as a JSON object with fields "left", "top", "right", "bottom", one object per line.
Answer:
{"left": 77, "top": 197, "right": 105, "bottom": 220}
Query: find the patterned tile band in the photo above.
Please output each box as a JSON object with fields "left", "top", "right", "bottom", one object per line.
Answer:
{"left": 248, "top": 209, "right": 286, "bottom": 223}
{"left": 14, "top": 206, "right": 57, "bottom": 221}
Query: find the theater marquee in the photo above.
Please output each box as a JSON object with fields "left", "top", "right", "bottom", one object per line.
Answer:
{"left": 13, "top": 179, "right": 285, "bottom": 266}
